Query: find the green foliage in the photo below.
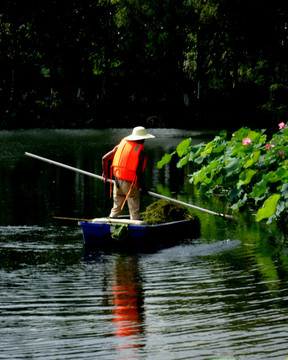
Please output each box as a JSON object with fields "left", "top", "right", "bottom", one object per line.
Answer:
{"left": 256, "top": 194, "right": 280, "bottom": 222}
{"left": 1, "top": 0, "right": 288, "bottom": 128}
{"left": 157, "top": 152, "right": 176, "bottom": 169}
{"left": 157, "top": 124, "right": 288, "bottom": 225}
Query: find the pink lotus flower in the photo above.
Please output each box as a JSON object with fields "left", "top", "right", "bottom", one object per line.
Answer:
{"left": 279, "top": 150, "right": 285, "bottom": 157}
{"left": 278, "top": 122, "right": 287, "bottom": 130}
{"left": 242, "top": 137, "right": 252, "bottom": 146}
{"left": 266, "top": 144, "right": 272, "bottom": 150}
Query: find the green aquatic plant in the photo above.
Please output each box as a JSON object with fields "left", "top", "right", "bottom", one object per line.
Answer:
{"left": 141, "top": 199, "right": 199, "bottom": 225}
{"left": 158, "top": 124, "right": 288, "bottom": 226}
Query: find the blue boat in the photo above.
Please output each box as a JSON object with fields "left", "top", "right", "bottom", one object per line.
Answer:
{"left": 80, "top": 216, "right": 200, "bottom": 251}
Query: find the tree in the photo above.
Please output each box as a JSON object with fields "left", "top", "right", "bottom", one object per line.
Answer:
{"left": 1, "top": 0, "right": 288, "bottom": 128}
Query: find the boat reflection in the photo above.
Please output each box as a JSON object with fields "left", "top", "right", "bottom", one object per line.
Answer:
{"left": 110, "top": 255, "right": 145, "bottom": 353}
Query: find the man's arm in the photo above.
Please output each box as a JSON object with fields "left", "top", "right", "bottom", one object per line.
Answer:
{"left": 102, "top": 145, "right": 118, "bottom": 181}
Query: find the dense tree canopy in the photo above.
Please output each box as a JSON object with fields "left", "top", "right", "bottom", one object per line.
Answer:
{"left": 1, "top": 0, "right": 288, "bottom": 129}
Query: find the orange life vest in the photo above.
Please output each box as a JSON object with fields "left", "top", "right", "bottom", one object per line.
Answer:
{"left": 112, "top": 139, "right": 146, "bottom": 183}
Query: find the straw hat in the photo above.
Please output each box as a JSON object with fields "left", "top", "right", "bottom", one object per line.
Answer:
{"left": 124, "top": 126, "right": 155, "bottom": 141}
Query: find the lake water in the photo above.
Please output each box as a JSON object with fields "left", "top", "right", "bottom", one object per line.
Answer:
{"left": 0, "top": 129, "right": 288, "bottom": 360}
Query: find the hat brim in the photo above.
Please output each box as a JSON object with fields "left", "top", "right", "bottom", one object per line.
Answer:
{"left": 124, "top": 133, "right": 155, "bottom": 141}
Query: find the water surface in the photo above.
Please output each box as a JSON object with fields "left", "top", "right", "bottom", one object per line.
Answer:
{"left": 0, "top": 129, "right": 288, "bottom": 359}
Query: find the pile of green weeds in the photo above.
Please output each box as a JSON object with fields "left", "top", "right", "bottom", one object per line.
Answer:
{"left": 141, "top": 199, "right": 199, "bottom": 225}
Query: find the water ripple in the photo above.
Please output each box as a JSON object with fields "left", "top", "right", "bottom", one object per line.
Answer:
{"left": 1, "top": 226, "right": 288, "bottom": 359}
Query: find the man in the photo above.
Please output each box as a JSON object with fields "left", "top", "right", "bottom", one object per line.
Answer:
{"left": 102, "top": 126, "right": 155, "bottom": 220}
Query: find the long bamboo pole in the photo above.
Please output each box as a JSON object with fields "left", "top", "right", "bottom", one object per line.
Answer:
{"left": 25, "top": 152, "right": 113, "bottom": 183}
{"left": 24, "top": 152, "right": 236, "bottom": 222}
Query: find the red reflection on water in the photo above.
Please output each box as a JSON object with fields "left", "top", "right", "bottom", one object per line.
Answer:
{"left": 110, "top": 257, "right": 144, "bottom": 351}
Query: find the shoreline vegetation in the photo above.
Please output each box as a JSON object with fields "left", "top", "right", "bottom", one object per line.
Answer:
{"left": 1, "top": 1, "right": 288, "bottom": 130}
{"left": 158, "top": 123, "right": 288, "bottom": 231}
